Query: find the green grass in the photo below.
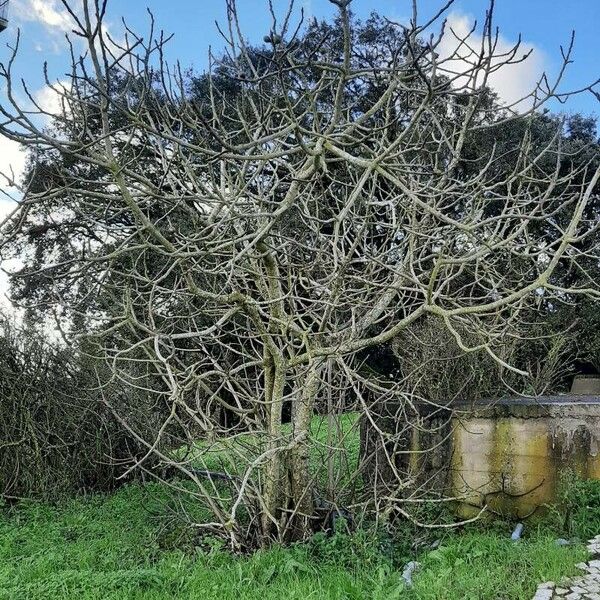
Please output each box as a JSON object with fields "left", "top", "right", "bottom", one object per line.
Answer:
{"left": 407, "top": 530, "right": 588, "bottom": 600}
{"left": 184, "top": 412, "right": 360, "bottom": 471}
{"left": 173, "top": 411, "right": 362, "bottom": 517}
{"left": 0, "top": 481, "right": 589, "bottom": 600}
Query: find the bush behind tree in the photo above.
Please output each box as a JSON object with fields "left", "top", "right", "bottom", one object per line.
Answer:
{"left": 0, "top": 317, "right": 170, "bottom": 501}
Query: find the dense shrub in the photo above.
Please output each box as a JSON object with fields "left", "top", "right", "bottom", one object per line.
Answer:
{"left": 391, "top": 315, "right": 578, "bottom": 404}
{"left": 0, "top": 318, "right": 171, "bottom": 501}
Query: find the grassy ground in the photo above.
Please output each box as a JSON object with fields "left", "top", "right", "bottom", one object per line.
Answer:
{"left": 2, "top": 414, "right": 596, "bottom": 599}
{"left": 0, "top": 481, "right": 589, "bottom": 600}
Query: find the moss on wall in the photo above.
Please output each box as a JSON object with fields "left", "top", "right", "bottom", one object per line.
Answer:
{"left": 443, "top": 406, "right": 600, "bottom": 519}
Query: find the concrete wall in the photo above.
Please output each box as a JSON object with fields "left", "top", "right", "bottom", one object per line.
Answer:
{"left": 429, "top": 399, "right": 600, "bottom": 518}
{"left": 361, "top": 396, "right": 600, "bottom": 519}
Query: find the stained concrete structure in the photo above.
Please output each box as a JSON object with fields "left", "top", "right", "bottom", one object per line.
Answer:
{"left": 446, "top": 396, "right": 600, "bottom": 518}
{"left": 361, "top": 394, "right": 600, "bottom": 519}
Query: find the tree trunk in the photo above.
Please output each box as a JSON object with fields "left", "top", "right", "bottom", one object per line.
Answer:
{"left": 284, "top": 365, "right": 320, "bottom": 542}
{"left": 260, "top": 356, "right": 286, "bottom": 545}
{"left": 259, "top": 363, "right": 320, "bottom": 544}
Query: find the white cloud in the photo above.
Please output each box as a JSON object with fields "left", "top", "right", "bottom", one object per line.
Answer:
{"left": 0, "top": 197, "right": 19, "bottom": 311}
{"left": 35, "top": 83, "right": 63, "bottom": 115}
{"left": 11, "top": 0, "right": 125, "bottom": 64}
{"left": 34, "top": 79, "right": 71, "bottom": 120}
{"left": 0, "top": 135, "right": 26, "bottom": 192}
{"left": 0, "top": 198, "right": 17, "bottom": 220}
{"left": 30, "top": 0, "right": 71, "bottom": 31}
{"left": 436, "top": 13, "right": 547, "bottom": 110}
{"left": 11, "top": 0, "right": 72, "bottom": 33}
{"left": 0, "top": 80, "right": 66, "bottom": 195}
{"left": 0, "top": 136, "right": 23, "bottom": 308}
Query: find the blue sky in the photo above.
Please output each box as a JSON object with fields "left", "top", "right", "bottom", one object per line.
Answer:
{"left": 3, "top": 0, "right": 599, "bottom": 113}
{"left": 0, "top": 0, "right": 597, "bottom": 305}
{"left": 137, "top": 0, "right": 599, "bottom": 118}
{"left": 0, "top": 0, "right": 598, "bottom": 190}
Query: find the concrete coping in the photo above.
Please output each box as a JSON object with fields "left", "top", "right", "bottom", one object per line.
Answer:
{"left": 451, "top": 395, "right": 600, "bottom": 419}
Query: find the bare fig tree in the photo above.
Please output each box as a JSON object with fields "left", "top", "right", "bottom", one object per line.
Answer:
{"left": 1, "top": 0, "right": 599, "bottom": 548}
